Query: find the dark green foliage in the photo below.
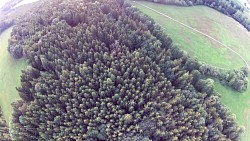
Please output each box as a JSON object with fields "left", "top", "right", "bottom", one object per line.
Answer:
{"left": 223, "top": 68, "right": 248, "bottom": 92}
{"left": 0, "top": 20, "right": 13, "bottom": 34}
{"left": 122, "top": 134, "right": 152, "bottom": 141}
{"left": 8, "top": 0, "right": 243, "bottom": 140}
{"left": 8, "top": 44, "right": 23, "bottom": 59}
{"left": 117, "top": 0, "right": 125, "bottom": 6}
{"left": 199, "top": 64, "right": 249, "bottom": 92}
{"left": 0, "top": 107, "right": 11, "bottom": 141}
{"left": 182, "top": 57, "right": 248, "bottom": 92}
{"left": 138, "top": 0, "right": 250, "bottom": 31}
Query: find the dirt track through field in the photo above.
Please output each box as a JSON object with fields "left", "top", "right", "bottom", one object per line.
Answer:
{"left": 133, "top": 1, "right": 250, "bottom": 71}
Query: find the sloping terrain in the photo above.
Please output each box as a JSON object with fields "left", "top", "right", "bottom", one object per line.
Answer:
{"left": 132, "top": 1, "right": 250, "bottom": 69}
{"left": 1, "top": 0, "right": 243, "bottom": 140}
{"left": 0, "top": 0, "right": 247, "bottom": 140}
{"left": 131, "top": 1, "right": 250, "bottom": 140}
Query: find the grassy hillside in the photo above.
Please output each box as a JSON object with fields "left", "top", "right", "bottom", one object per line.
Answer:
{"left": 132, "top": 1, "right": 250, "bottom": 69}
{"left": 131, "top": 1, "right": 250, "bottom": 140}
{"left": 0, "top": 27, "right": 27, "bottom": 123}
{"left": 214, "top": 82, "right": 250, "bottom": 140}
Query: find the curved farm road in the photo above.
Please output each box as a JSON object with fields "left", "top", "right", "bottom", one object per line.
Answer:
{"left": 133, "top": 1, "right": 250, "bottom": 72}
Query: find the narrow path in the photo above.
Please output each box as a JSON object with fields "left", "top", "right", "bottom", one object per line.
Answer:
{"left": 133, "top": 1, "right": 250, "bottom": 71}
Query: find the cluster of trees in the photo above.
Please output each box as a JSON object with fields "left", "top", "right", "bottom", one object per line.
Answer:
{"left": 199, "top": 64, "right": 249, "bottom": 92}
{"left": 6, "top": 0, "right": 244, "bottom": 140}
{"left": 0, "top": 20, "right": 13, "bottom": 34}
{"left": 140, "top": 0, "right": 250, "bottom": 31}
{"left": 0, "top": 107, "right": 11, "bottom": 140}
{"left": 182, "top": 57, "right": 249, "bottom": 92}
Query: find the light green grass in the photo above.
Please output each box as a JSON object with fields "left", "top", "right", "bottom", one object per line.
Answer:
{"left": 132, "top": 1, "right": 250, "bottom": 69}
{"left": 214, "top": 81, "right": 250, "bottom": 140}
{"left": 131, "top": 1, "right": 250, "bottom": 140}
{"left": 0, "top": 27, "right": 27, "bottom": 123}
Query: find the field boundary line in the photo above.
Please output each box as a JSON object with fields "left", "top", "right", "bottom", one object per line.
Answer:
{"left": 133, "top": 1, "right": 250, "bottom": 71}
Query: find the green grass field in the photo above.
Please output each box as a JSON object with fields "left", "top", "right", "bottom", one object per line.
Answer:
{"left": 132, "top": 1, "right": 250, "bottom": 69}
{"left": 131, "top": 1, "right": 250, "bottom": 140}
{"left": 0, "top": 27, "right": 27, "bottom": 123}
{"left": 214, "top": 82, "right": 250, "bottom": 140}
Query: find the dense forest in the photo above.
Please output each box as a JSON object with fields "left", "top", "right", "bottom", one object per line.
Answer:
{"left": 2, "top": 0, "right": 244, "bottom": 140}
{"left": 138, "top": 0, "right": 250, "bottom": 31}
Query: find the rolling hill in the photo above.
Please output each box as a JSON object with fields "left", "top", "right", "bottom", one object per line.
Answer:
{"left": 131, "top": 1, "right": 250, "bottom": 140}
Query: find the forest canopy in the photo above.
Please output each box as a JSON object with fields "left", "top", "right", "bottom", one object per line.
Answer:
{"left": 0, "top": 0, "right": 245, "bottom": 140}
